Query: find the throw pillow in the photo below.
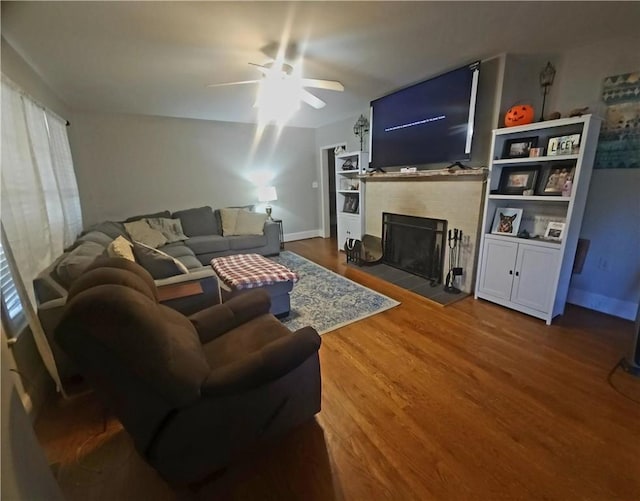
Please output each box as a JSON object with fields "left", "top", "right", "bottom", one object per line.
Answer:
{"left": 234, "top": 210, "right": 267, "bottom": 235}
{"left": 146, "top": 217, "right": 189, "bottom": 243}
{"left": 124, "top": 220, "right": 167, "bottom": 248}
{"left": 106, "top": 236, "right": 135, "bottom": 262}
{"left": 219, "top": 208, "right": 241, "bottom": 236}
{"left": 132, "top": 242, "right": 189, "bottom": 279}
{"left": 173, "top": 206, "right": 219, "bottom": 237}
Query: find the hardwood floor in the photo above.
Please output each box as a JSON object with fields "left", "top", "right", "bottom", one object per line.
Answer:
{"left": 35, "top": 237, "right": 640, "bottom": 500}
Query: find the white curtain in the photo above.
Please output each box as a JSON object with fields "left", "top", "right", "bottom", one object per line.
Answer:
{"left": 46, "top": 111, "right": 83, "bottom": 246}
{"left": 1, "top": 79, "right": 83, "bottom": 393}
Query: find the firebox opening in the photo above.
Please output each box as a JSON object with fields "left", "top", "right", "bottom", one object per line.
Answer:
{"left": 382, "top": 212, "right": 447, "bottom": 284}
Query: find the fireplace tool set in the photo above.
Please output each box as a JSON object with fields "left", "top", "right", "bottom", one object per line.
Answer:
{"left": 444, "top": 228, "right": 463, "bottom": 294}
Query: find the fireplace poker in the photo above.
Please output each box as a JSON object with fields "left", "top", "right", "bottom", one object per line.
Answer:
{"left": 444, "top": 228, "right": 463, "bottom": 294}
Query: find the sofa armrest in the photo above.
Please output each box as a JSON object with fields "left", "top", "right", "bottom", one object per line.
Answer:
{"left": 157, "top": 270, "right": 221, "bottom": 316}
{"left": 262, "top": 221, "right": 281, "bottom": 255}
{"left": 38, "top": 296, "right": 68, "bottom": 336}
{"left": 201, "top": 326, "right": 321, "bottom": 396}
{"left": 153, "top": 266, "right": 216, "bottom": 287}
{"left": 189, "top": 289, "right": 271, "bottom": 344}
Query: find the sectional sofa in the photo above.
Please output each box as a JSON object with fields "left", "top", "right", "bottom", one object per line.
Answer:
{"left": 33, "top": 204, "right": 281, "bottom": 390}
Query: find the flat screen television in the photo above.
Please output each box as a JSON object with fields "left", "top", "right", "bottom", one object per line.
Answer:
{"left": 369, "top": 61, "right": 480, "bottom": 169}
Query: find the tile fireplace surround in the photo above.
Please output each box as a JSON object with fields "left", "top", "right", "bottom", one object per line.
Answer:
{"left": 363, "top": 170, "right": 487, "bottom": 293}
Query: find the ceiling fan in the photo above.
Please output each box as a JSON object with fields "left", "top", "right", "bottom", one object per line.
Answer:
{"left": 206, "top": 47, "right": 344, "bottom": 110}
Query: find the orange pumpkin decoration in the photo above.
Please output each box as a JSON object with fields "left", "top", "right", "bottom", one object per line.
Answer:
{"left": 504, "top": 104, "right": 535, "bottom": 127}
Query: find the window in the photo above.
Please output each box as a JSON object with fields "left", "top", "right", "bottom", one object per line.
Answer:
{"left": 1, "top": 77, "right": 82, "bottom": 388}
{"left": 0, "top": 240, "right": 26, "bottom": 336}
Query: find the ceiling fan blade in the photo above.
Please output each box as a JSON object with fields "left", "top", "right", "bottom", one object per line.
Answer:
{"left": 206, "top": 80, "right": 260, "bottom": 88}
{"left": 301, "top": 90, "right": 326, "bottom": 109}
{"left": 301, "top": 78, "right": 344, "bottom": 92}
{"left": 248, "top": 62, "right": 270, "bottom": 75}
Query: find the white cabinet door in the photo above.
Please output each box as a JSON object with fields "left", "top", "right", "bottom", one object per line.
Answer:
{"left": 337, "top": 214, "right": 362, "bottom": 250}
{"left": 511, "top": 244, "right": 559, "bottom": 312}
{"left": 478, "top": 238, "right": 518, "bottom": 300}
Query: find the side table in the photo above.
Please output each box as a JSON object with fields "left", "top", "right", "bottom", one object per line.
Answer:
{"left": 272, "top": 218, "right": 285, "bottom": 250}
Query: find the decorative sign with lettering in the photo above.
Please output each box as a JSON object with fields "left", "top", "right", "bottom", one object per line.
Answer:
{"left": 547, "top": 134, "right": 581, "bottom": 156}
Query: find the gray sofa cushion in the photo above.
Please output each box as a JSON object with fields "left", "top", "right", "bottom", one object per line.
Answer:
{"left": 83, "top": 221, "right": 127, "bottom": 240}
{"left": 173, "top": 206, "right": 219, "bottom": 237}
{"left": 227, "top": 235, "right": 268, "bottom": 251}
{"left": 160, "top": 242, "right": 196, "bottom": 258}
{"left": 132, "top": 242, "right": 189, "bottom": 279}
{"left": 185, "top": 235, "right": 230, "bottom": 255}
{"left": 159, "top": 245, "right": 202, "bottom": 270}
{"left": 77, "top": 231, "right": 114, "bottom": 247}
{"left": 124, "top": 211, "right": 171, "bottom": 223}
{"left": 56, "top": 241, "right": 106, "bottom": 287}
{"left": 175, "top": 255, "right": 204, "bottom": 270}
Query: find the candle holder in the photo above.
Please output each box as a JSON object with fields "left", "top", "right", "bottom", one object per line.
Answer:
{"left": 353, "top": 114, "right": 370, "bottom": 152}
{"left": 539, "top": 62, "right": 556, "bottom": 121}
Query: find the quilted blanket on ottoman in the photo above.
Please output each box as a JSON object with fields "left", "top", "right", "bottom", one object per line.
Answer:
{"left": 211, "top": 253, "right": 299, "bottom": 290}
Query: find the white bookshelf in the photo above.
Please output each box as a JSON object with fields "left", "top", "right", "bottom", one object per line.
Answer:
{"left": 335, "top": 151, "right": 368, "bottom": 251}
{"left": 474, "top": 115, "right": 602, "bottom": 324}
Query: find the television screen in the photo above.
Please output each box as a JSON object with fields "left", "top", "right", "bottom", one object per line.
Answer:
{"left": 370, "top": 61, "right": 480, "bottom": 169}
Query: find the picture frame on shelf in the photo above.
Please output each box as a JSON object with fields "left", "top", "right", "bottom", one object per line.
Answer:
{"left": 341, "top": 158, "right": 357, "bottom": 171}
{"left": 491, "top": 208, "right": 523, "bottom": 236}
{"left": 502, "top": 137, "right": 538, "bottom": 158}
{"left": 544, "top": 221, "right": 566, "bottom": 241}
{"left": 342, "top": 194, "right": 359, "bottom": 214}
{"left": 536, "top": 164, "right": 576, "bottom": 196}
{"left": 547, "top": 133, "right": 581, "bottom": 156}
{"left": 497, "top": 165, "right": 540, "bottom": 195}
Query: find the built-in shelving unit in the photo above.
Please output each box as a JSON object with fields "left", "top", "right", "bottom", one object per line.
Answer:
{"left": 335, "top": 151, "right": 368, "bottom": 251}
{"left": 475, "top": 115, "right": 602, "bottom": 324}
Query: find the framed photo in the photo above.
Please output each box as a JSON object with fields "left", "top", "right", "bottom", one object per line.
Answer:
{"left": 342, "top": 194, "right": 359, "bottom": 213}
{"left": 536, "top": 164, "right": 576, "bottom": 196}
{"left": 491, "top": 208, "right": 523, "bottom": 236}
{"left": 547, "top": 134, "right": 581, "bottom": 156}
{"left": 502, "top": 137, "right": 538, "bottom": 159}
{"left": 544, "top": 221, "right": 566, "bottom": 241}
{"left": 497, "top": 165, "right": 540, "bottom": 195}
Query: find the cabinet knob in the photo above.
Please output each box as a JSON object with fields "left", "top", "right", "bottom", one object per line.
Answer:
{"left": 509, "top": 270, "right": 513, "bottom": 275}
{"left": 515, "top": 271, "right": 520, "bottom": 277}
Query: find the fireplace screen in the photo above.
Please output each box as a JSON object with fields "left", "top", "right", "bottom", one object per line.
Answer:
{"left": 382, "top": 213, "right": 447, "bottom": 283}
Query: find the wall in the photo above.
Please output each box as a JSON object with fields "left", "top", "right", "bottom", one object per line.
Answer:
{"left": 1, "top": 37, "right": 71, "bottom": 120}
{"left": 70, "top": 112, "right": 318, "bottom": 237}
{"left": 553, "top": 35, "right": 640, "bottom": 319}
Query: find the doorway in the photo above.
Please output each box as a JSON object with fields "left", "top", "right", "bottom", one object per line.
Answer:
{"left": 319, "top": 143, "right": 346, "bottom": 239}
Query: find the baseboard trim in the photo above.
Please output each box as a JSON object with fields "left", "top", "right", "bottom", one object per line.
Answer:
{"left": 284, "top": 229, "right": 323, "bottom": 242}
{"left": 567, "top": 288, "right": 637, "bottom": 320}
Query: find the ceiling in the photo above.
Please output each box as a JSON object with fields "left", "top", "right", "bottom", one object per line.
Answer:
{"left": 2, "top": 1, "right": 639, "bottom": 128}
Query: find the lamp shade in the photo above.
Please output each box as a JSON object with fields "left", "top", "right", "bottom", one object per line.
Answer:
{"left": 258, "top": 186, "right": 277, "bottom": 203}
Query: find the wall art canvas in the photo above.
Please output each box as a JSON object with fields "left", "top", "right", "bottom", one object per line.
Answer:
{"left": 594, "top": 71, "right": 640, "bottom": 169}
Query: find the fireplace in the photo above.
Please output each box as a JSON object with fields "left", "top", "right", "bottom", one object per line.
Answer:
{"left": 382, "top": 212, "right": 447, "bottom": 284}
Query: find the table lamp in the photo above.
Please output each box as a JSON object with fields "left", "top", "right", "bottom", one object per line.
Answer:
{"left": 258, "top": 186, "right": 278, "bottom": 220}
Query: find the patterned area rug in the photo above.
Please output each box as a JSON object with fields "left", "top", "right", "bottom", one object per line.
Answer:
{"left": 271, "top": 251, "right": 400, "bottom": 334}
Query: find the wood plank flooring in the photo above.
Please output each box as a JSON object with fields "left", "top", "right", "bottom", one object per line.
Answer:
{"left": 35, "top": 237, "right": 640, "bottom": 500}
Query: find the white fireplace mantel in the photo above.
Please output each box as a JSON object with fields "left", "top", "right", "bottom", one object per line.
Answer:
{"left": 360, "top": 168, "right": 488, "bottom": 182}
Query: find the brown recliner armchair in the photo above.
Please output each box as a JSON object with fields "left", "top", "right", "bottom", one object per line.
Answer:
{"left": 54, "top": 258, "right": 321, "bottom": 485}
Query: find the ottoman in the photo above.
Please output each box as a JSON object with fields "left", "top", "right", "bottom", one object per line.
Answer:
{"left": 211, "top": 253, "right": 298, "bottom": 318}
